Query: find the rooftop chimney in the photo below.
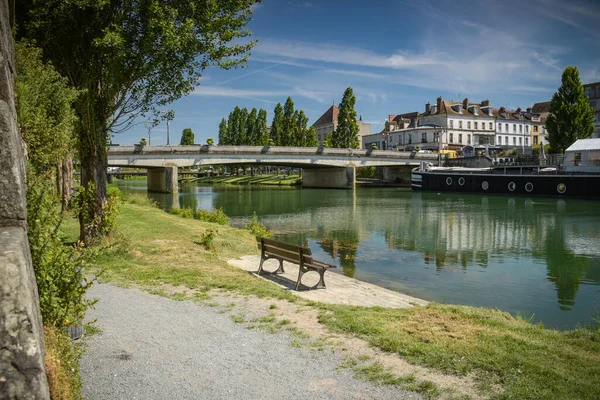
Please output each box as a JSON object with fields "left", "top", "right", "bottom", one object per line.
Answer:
{"left": 526, "top": 107, "right": 532, "bottom": 114}
{"left": 463, "top": 98, "right": 469, "bottom": 109}
{"left": 516, "top": 107, "right": 522, "bottom": 114}
{"left": 425, "top": 102, "right": 431, "bottom": 113}
{"left": 481, "top": 99, "right": 490, "bottom": 107}
{"left": 499, "top": 106, "right": 506, "bottom": 113}
{"left": 436, "top": 96, "right": 442, "bottom": 113}
{"left": 388, "top": 114, "right": 396, "bottom": 122}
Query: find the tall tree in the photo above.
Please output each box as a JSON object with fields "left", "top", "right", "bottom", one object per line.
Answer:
{"left": 255, "top": 109, "right": 269, "bottom": 145}
{"left": 180, "top": 128, "right": 195, "bottom": 145}
{"left": 18, "top": 0, "right": 258, "bottom": 242}
{"left": 270, "top": 103, "right": 284, "bottom": 146}
{"left": 218, "top": 118, "right": 228, "bottom": 145}
{"left": 239, "top": 107, "right": 249, "bottom": 145}
{"left": 293, "top": 109, "right": 309, "bottom": 146}
{"left": 333, "top": 87, "right": 360, "bottom": 149}
{"left": 305, "top": 126, "right": 318, "bottom": 147}
{"left": 281, "top": 97, "right": 295, "bottom": 146}
{"left": 228, "top": 106, "right": 241, "bottom": 145}
{"left": 546, "top": 66, "right": 595, "bottom": 153}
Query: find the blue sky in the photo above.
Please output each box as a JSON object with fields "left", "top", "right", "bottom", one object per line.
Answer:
{"left": 116, "top": 0, "right": 600, "bottom": 146}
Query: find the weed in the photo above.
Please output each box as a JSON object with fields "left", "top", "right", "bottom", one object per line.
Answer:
{"left": 244, "top": 212, "right": 273, "bottom": 238}
{"left": 196, "top": 228, "right": 218, "bottom": 251}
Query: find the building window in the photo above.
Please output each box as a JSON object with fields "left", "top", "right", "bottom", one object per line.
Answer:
{"left": 513, "top": 137, "right": 516, "bottom": 145}
{"left": 450, "top": 120, "right": 454, "bottom": 128}
{"left": 459, "top": 133, "right": 463, "bottom": 143}
{"left": 459, "top": 121, "right": 463, "bottom": 129}
{"left": 489, "top": 122, "right": 492, "bottom": 130}
{"left": 586, "top": 87, "right": 592, "bottom": 97}
{"left": 505, "top": 123, "right": 508, "bottom": 132}
{"left": 526, "top": 125, "right": 529, "bottom": 133}
{"left": 421, "top": 132, "right": 427, "bottom": 143}
{"left": 467, "top": 121, "right": 471, "bottom": 129}
{"left": 513, "top": 124, "right": 516, "bottom": 133}
{"left": 498, "top": 123, "right": 502, "bottom": 132}
{"left": 534, "top": 136, "right": 538, "bottom": 145}
{"left": 450, "top": 133, "right": 454, "bottom": 143}
{"left": 533, "top": 125, "right": 538, "bottom": 132}
{"left": 467, "top": 134, "right": 471, "bottom": 144}
{"left": 505, "top": 136, "right": 508, "bottom": 145}
{"left": 519, "top": 125, "right": 522, "bottom": 133}
{"left": 596, "top": 85, "right": 600, "bottom": 98}
{"left": 525, "top": 138, "right": 529, "bottom": 146}
{"left": 474, "top": 121, "right": 478, "bottom": 130}
{"left": 519, "top": 137, "right": 522, "bottom": 145}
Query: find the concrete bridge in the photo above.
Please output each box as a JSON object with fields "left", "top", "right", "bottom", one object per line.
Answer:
{"left": 107, "top": 145, "right": 438, "bottom": 192}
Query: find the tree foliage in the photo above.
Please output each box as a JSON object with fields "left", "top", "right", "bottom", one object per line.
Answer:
{"left": 270, "top": 103, "right": 284, "bottom": 146}
{"left": 546, "top": 66, "right": 595, "bottom": 153}
{"left": 218, "top": 118, "right": 227, "bottom": 145}
{"left": 18, "top": 0, "right": 258, "bottom": 242}
{"left": 180, "top": 128, "right": 195, "bottom": 145}
{"left": 15, "top": 42, "right": 79, "bottom": 175}
{"left": 333, "top": 87, "right": 359, "bottom": 149}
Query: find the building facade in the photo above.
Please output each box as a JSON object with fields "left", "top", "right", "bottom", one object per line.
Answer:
{"left": 584, "top": 82, "right": 600, "bottom": 138}
{"left": 312, "top": 105, "right": 371, "bottom": 146}
{"left": 493, "top": 107, "right": 540, "bottom": 150}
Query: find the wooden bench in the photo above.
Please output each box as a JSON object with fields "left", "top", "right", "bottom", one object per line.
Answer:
{"left": 256, "top": 237, "right": 336, "bottom": 290}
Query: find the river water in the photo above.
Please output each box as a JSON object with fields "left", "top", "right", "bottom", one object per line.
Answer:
{"left": 117, "top": 180, "right": 600, "bottom": 330}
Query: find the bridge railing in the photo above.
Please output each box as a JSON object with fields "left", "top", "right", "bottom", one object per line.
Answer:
{"left": 108, "top": 145, "right": 439, "bottom": 161}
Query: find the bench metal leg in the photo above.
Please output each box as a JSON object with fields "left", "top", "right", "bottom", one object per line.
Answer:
{"left": 295, "top": 268, "right": 305, "bottom": 291}
{"left": 275, "top": 259, "right": 285, "bottom": 274}
{"left": 257, "top": 257, "right": 266, "bottom": 275}
{"left": 316, "top": 269, "right": 326, "bottom": 289}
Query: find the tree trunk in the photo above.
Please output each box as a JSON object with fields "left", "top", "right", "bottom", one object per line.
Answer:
{"left": 78, "top": 140, "right": 107, "bottom": 244}
{"left": 60, "top": 156, "right": 73, "bottom": 211}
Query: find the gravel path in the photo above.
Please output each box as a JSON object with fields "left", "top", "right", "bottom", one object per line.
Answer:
{"left": 81, "top": 284, "right": 422, "bottom": 400}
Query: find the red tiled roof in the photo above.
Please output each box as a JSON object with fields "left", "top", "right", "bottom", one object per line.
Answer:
{"left": 312, "top": 105, "right": 339, "bottom": 127}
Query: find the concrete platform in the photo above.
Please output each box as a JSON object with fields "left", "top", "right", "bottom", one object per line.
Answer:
{"left": 228, "top": 255, "right": 428, "bottom": 308}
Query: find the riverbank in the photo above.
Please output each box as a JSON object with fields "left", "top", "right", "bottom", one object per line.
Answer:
{"left": 65, "top": 192, "right": 600, "bottom": 400}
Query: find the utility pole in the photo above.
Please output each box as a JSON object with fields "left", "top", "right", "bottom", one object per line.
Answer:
{"left": 162, "top": 110, "right": 175, "bottom": 145}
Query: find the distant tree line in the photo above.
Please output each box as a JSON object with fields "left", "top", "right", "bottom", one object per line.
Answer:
{"left": 218, "top": 96, "right": 318, "bottom": 147}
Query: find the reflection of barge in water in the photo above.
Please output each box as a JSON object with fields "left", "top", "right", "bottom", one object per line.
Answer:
{"left": 411, "top": 139, "right": 600, "bottom": 198}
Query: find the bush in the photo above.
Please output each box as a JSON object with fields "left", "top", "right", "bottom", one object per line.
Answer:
{"left": 169, "top": 207, "right": 194, "bottom": 219}
{"left": 27, "top": 173, "right": 96, "bottom": 328}
{"left": 356, "top": 166, "right": 376, "bottom": 178}
{"left": 244, "top": 212, "right": 273, "bottom": 238}
{"left": 198, "top": 228, "right": 218, "bottom": 251}
{"left": 73, "top": 181, "right": 121, "bottom": 241}
{"left": 195, "top": 207, "right": 230, "bottom": 225}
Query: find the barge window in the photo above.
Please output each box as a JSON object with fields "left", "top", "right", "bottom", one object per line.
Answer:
{"left": 574, "top": 152, "right": 582, "bottom": 166}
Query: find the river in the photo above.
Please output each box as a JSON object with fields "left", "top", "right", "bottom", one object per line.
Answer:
{"left": 117, "top": 180, "right": 600, "bottom": 330}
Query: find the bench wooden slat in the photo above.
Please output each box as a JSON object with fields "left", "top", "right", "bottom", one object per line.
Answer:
{"left": 256, "top": 237, "right": 310, "bottom": 254}
{"left": 256, "top": 236, "right": 335, "bottom": 290}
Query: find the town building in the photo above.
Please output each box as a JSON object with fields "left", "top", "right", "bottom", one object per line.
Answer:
{"left": 584, "top": 82, "right": 600, "bottom": 138}
{"left": 312, "top": 105, "right": 371, "bottom": 146}
{"left": 493, "top": 107, "right": 540, "bottom": 150}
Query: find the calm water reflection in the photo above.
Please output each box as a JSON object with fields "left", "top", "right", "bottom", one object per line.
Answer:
{"left": 118, "top": 180, "right": 600, "bottom": 329}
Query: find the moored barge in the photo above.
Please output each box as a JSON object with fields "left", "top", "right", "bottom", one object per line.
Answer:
{"left": 411, "top": 139, "right": 600, "bottom": 198}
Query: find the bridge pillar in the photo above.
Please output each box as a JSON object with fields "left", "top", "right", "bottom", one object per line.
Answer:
{"left": 302, "top": 167, "right": 355, "bottom": 189}
{"left": 147, "top": 166, "right": 178, "bottom": 193}
{"left": 382, "top": 165, "right": 414, "bottom": 184}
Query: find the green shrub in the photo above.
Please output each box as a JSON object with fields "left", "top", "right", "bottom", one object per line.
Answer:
{"left": 244, "top": 212, "right": 273, "bottom": 238}
{"left": 357, "top": 166, "right": 376, "bottom": 178}
{"left": 28, "top": 173, "right": 96, "bottom": 328}
{"left": 73, "top": 181, "right": 121, "bottom": 241}
{"left": 169, "top": 207, "right": 194, "bottom": 219}
{"left": 195, "top": 207, "right": 230, "bottom": 225}
{"left": 197, "top": 228, "right": 218, "bottom": 251}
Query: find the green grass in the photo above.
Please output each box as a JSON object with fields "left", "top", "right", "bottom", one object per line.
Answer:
{"left": 66, "top": 195, "right": 600, "bottom": 400}
{"left": 318, "top": 303, "right": 600, "bottom": 400}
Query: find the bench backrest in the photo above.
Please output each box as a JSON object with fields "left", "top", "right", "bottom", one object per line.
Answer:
{"left": 257, "top": 237, "right": 313, "bottom": 265}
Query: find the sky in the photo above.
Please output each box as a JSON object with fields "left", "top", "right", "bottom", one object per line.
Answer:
{"left": 115, "top": 0, "right": 600, "bottom": 146}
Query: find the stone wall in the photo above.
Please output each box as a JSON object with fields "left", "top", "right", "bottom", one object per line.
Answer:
{"left": 0, "top": 0, "right": 50, "bottom": 398}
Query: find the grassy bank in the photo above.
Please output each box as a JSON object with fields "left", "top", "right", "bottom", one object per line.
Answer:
{"left": 182, "top": 173, "right": 301, "bottom": 186}
{"left": 68, "top": 194, "right": 600, "bottom": 400}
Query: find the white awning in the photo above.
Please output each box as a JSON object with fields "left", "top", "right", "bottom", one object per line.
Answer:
{"left": 565, "top": 138, "right": 600, "bottom": 152}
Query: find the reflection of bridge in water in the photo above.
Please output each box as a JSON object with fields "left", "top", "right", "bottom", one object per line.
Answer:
{"left": 108, "top": 145, "right": 438, "bottom": 192}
